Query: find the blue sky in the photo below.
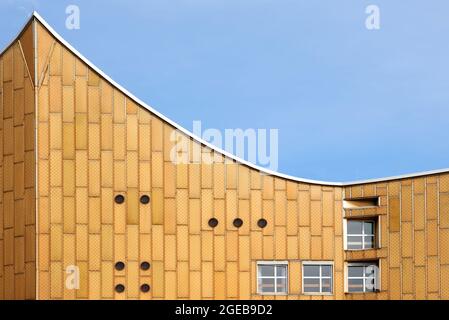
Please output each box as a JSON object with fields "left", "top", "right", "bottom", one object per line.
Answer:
{"left": 1, "top": 0, "right": 449, "bottom": 181}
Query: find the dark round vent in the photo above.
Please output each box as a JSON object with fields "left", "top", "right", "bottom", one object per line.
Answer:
{"left": 115, "top": 284, "right": 125, "bottom": 293}
{"left": 233, "top": 218, "right": 243, "bottom": 228}
{"left": 257, "top": 218, "right": 268, "bottom": 228}
{"left": 115, "top": 261, "right": 125, "bottom": 271}
{"left": 114, "top": 194, "right": 125, "bottom": 204}
{"left": 140, "top": 261, "right": 151, "bottom": 271}
{"left": 140, "top": 195, "right": 150, "bottom": 204}
{"left": 140, "top": 284, "right": 150, "bottom": 293}
{"left": 208, "top": 218, "right": 219, "bottom": 228}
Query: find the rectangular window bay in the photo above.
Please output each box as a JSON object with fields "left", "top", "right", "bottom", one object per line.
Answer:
{"left": 257, "top": 262, "right": 288, "bottom": 294}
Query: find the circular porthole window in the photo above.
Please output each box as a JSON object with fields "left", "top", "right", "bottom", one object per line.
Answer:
{"left": 140, "top": 284, "right": 150, "bottom": 293}
{"left": 115, "top": 261, "right": 125, "bottom": 271}
{"left": 115, "top": 284, "right": 125, "bottom": 293}
{"left": 233, "top": 218, "right": 243, "bottom": 228}
{"left": 257, "top": 218, "right": 268, "bottom": 228}
{"left": 140, "top": 195, "right": 150, "bottom": 204}
{"left": 114, "top": 194, "right": 125, "bottom": 204}
{"left": 140, "top": 262, "right": 151, "bottom": 271}
{"left": 208, "top": 218, "right": 219, "bottom": 228}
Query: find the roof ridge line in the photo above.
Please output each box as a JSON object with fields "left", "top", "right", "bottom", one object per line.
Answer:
{"left": 2, "top": 11, "right": 447, "bottom": 186}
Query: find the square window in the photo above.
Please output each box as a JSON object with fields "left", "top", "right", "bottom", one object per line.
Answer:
{"left": 257, "top": 262, "right": 288, "bottom": 294}
{"left": 345, "top": 219, "right": 377, "bottom": 250}
{"left": 302, "top": 263, "right": 333, "bottom": 294}
{"left": 347, "top": 262, "right": 379, "bottom": 293}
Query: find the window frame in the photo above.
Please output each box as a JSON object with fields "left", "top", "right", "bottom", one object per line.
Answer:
{"left": 345, "top": 262, "right": 380, "bottom": 293}
{"left": 301, "top": 261, "right": 334, "bottom": 295}
{"left": 256, "top": 261, "right": 289, "bottom": 295}
{"left": 344, "top": 218, "right": 379, "bottom": 251}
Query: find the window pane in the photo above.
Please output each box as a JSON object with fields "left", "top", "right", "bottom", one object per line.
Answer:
{"left": 277, "top": 278, "right": 287, "bottom": 293}
{"left": 321, "top": 265, "right": 332, "bottom": 277}
{"left": 365, "top": 265, "right": 377, "bottom": 277}
{"left": 303, "top": 278, "right": 320, "bottom": 293}
{"left": 348, "top": 266, "right": 364, "bottom": 277}
{"left": 347, "top": 220, "right": 363, "bottom": 234}
{"left": 258, "top": 265, "right": 274, "bottom": 277}
{"left": 303, "top": 265, "right": 320, "bottom": 277}
{"left": 259, "top": 278, "right": 275, "bottom": 293}
{"left": 364, "top": 221, "right": 374, "bottom": 235}
{"left": 364, "top": 277, "right": 377, "bottom": 292}
{"left": 347, "top": 236, "right": 363, "bottom": 250}
{"left": 322, "top": 278, "right": 332, "bottom": 293}
{"left": 276, "top": 265, "right": 287, "bottom": 277}
{"left": 348, "top": 279, "right": 364, "bottom": 292}
{"left": 364, "top": 236, "right": 375, "bottom": 249}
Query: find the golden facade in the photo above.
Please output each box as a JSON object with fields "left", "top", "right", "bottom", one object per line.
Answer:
{"left": 1, "top": 13, "right": 448, "bottom": 300}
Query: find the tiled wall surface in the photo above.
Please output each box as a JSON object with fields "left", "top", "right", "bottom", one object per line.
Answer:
{"left": 0, "top": 21, "right": 36, "bottom": 300}
{"left": 2, "top": 17, "right": 449, "bottom": 300}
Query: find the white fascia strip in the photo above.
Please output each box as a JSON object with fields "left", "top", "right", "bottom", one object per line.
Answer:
{"left": 2, "top": 12, "right": 449, "bottom": 187}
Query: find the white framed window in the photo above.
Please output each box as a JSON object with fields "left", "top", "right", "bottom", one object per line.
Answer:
{"left": 302, "top": 262, "right": 333, "bottom": 294}
{"left": 345, "top": 219, "right": 376, "bottom": 250}
{"left": 346, "top": 262, "right": 379, "bottom": 293}
{"left": 257, "top": 261, "right": 288, "bottom": 295}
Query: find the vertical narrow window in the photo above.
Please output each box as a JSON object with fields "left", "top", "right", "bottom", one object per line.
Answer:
{"left": 346, "top": 220, "right": 376, "bottom": 250}
{"left": 257, "top": 262, "right": 288, "bottom": 294}
{"left": 302, "top": 263, "right": 333, "bottom": 294}
{"left": 347, "top": 262, "right": 379, "bottom": 293}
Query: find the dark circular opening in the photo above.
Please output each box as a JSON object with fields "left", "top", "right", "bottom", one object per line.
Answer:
{"left": 140, "top": 195, "right": 150, "bottom": 204}
{"left": 114, "top": 194, "right": 125, "bottom": 204}
{"left": 140, "top": 284, "right": 150, "bottom": 293}
{"left": 140, "top": 261, "right": 151, "bottom": 271}
{"left": 115, "top": 261, "right": 125, "bottom": 271}
{"left": 233, "top": 218, "right": 243, "bottom": 228}
{"left": 115, "top": 284, "right": 125, "bottom": 293}
{"left": 208, "top": 218, "right": 219, "bottom": 228}
{"left": 257, "top": 218, "right": 268, "bottom": 228}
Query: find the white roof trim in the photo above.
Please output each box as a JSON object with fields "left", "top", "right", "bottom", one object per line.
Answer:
{"left": 2, "top": 12, "right": 449, "bottom": 186}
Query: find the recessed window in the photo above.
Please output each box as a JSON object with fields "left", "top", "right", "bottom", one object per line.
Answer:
{"left": 208, "top": 218, "right": 219, "bottom": 228}
{"left": 302, "top": 263, "right": 333, "bottom": 294}
{"left": 257, "top": 262, "right": 288, "bottom": 295}
{"left": 115, "top": 284, "right": 125, "bottom": 293}
{"left": 257, "top": 218, "right": 267, "bottom": 228}
{"left": 140, "top": 284, "right": 150, "bottom": 293}
{"left": 140, "top": 262, "right": 150, "bottom": 271}
{"left": 115, "top": 261, "right": 125, "bottom": 271}
{"left": 233, "top": 218, "right": 243, "bottom": 228}
{"left": 346, "top": 219, "right": 376, "bottom": 250}
{"left": 347, "top": 262, "right": 379, "bottom": 293}
{"left": 343, "top": 197, "right": 379, "bottom": 209}
{"left": 114, "top": 194, "right": 125, "bottom": 204}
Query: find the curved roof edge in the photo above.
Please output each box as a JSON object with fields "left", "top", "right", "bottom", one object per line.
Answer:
{"left": 2, "top": 12, "right": 448, "bottom": 186}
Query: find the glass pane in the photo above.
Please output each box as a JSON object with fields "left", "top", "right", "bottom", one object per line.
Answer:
{"left": 259, "top": 278, "right": 275, "bottom": 293}
{"left": 364, "top": 221, "right": 374, "bottom": 235}
{"left": 321, "top": 265, "right": 332, "bottom": 277}
{"left": 365, "top": 264, "right": 377, "bottom": 277}
{"left": 303, "top": 278, "right": 320, "bottom": 293}
{"left": 276, "top": 265, "right": 287, "bottom": 277}
{"left": 322, "top": 278, "right": 332, "bottom": 293}
{"left": 347, "top": 236, "right": 363, "bottom": 250}
{"left": 347, "top": 220, "right": 363, "bottom": 235}
{"left": 348, "top": 266, "right": 364, "bottom": 277}
{"left": 364, "top": 236, "right": 375, "bottom": 249}
{"left": 303, "top": 265, "right": 320, "bottom": 277}
{"left": 364, "top": 277, "right": 377, "bottom": 292}
{"left": 348, "top": 279, "right": 364, "bottom": 292}
{"left": 258, "top": 265, "right": 274, "bottom": 277}
{"left": 276, "top": 278, "right": 287, "bottom": 293}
